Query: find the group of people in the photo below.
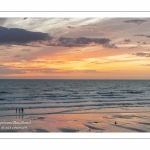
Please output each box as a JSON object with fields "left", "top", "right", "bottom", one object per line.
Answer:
{"left": 16, "top": 108, "right": 24, "bottom": 114}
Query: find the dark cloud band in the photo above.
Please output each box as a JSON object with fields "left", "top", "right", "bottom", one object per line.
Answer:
{"left": 134, "top": 34, "right": 150, "bottom": 38}
{"left": 123, "top": 19, "right": 147, "bottom": 25}
{"left": 58, "top": 37, "right": 110, "bottom": 47}
{"left": 0, "top": 26, "right": 51, "bottom": 45}
{"left": 133, "top": 52, "right": 150, "bottom": 57}
{"left": 124, "top": 39, "right": 131, "bottom": 42}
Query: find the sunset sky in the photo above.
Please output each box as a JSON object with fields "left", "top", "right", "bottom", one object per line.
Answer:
{"left": 0, "top": 18, "right": 150, "bottom": 79}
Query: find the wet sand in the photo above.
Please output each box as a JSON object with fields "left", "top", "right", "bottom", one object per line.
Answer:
{"left": 0, "top": 107, "right": 150, "bottom": 132}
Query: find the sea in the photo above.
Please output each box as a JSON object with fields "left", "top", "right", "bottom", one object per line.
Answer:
{"left": 0, "top": 79, "right": 150, "bottom": 117}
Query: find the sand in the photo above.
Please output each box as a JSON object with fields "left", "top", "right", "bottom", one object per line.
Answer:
{"left": 0, "top": 106, "right": 150, "bottom": 132}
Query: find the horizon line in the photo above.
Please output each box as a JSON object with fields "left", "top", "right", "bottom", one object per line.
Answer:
{"left": 0, "top": 78, "right": 150, "bottom": 80}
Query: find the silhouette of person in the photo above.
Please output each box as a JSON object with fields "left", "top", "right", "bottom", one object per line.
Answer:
{"left": 16, "top": 108, "right": 17, "bottom": 113}
{"left": 19, "top": 109, "right": 20, "bottom": 113}
{"left": 22, "top": 108, "right": 24, "bottom": 114}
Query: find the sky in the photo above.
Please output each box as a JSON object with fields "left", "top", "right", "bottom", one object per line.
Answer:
{"left": 0, "top": 17, "right": 150, "bottom": 79}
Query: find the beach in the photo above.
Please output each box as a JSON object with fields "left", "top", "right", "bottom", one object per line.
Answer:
{"left": 0, "top": 106, "right": 150, "bottom": 132}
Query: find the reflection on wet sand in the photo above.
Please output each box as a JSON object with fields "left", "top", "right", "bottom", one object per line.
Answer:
{"left": 1, "top": 109, "right": 150, "bottom": 132}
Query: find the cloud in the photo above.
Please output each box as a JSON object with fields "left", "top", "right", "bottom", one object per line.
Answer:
{"left": 134, "top": 34, "right": 150, "bottom": 38}
{"left": 76, "top": 37, "right": 110, "bottom": 44}
{"left": 129, "top": 46, "right": 138, "bottom": 49}
{"left": 21, "top": 49, "right": 31, "bottom": 52}
{"left": 133, "top": 52, "right": 150, "bottom": 57}
{"left": 142, "top": 64, "right": 150, "bottom": 66}
{"left": 123, "top": 19, "right": 147, "bottom": 25}
{"left": 0, "top": 26, "right": 51, "bottom": 45}
{"left": 67, "top": 26, "right": 75, "bottom": 28}
{"left": 124, "top": 39, "right": 131, "bottom": 42}
{"left": 24, "top": 68, "right": 61, "bottom": 74}
{"left": 0, "top": 65, "right": 24, "bottom": 74}
{"left": 64, "top": 18, "right": 71, "bottom": 21}
{"left": 81, "top": 24, "right": 98, "bottom": 27}
{"left": 77, "top": 69, "right": 99, "bottom": 73}
{"left": 21, "top": 68, "right": 100, "bottom": 74}
{"left": 0, "top": 18, "right": 7, "bottom": 25}
{"left": 14, "top": 54, "right": 21, "bottom": 57}
{"left": 58, "top": 37, "right": 110, "bottom": 47}
{"left": 103, "top": 43, "right": 118, "bottom": 48}
{"left": 92, "top": 61, "right": 110, "bottom": 65}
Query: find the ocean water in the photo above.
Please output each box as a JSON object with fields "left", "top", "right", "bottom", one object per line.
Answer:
{"left": 0, "top": 79, "right": 150, "bottom": 117}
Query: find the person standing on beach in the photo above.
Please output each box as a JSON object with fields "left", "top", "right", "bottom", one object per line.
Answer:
{"left": 19, "top": 108, "right": 20, "bottom": 113}
{"left": 16, "top": 108, "right": 17, "bottom": 113}
{"left": 22, "top": 108, "right": 24, "bottom": 114}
